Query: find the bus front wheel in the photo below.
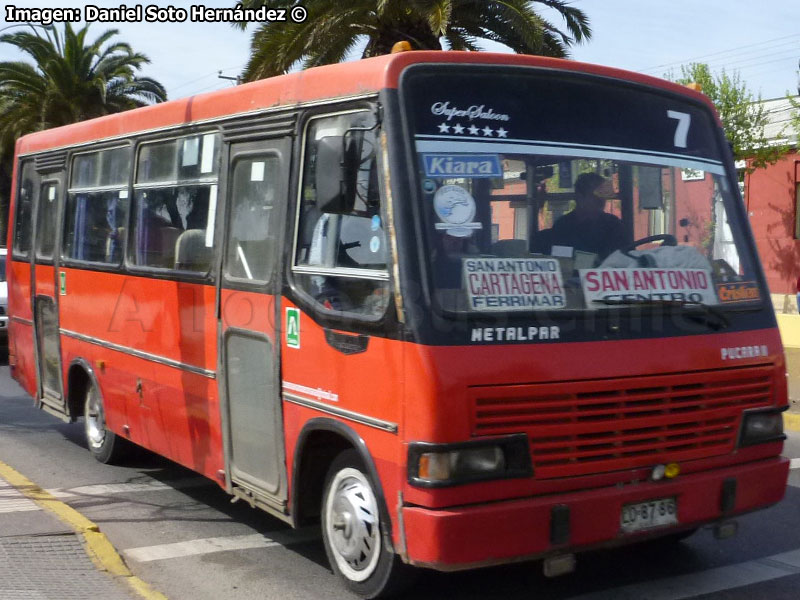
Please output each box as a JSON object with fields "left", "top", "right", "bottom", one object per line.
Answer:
{"left": 84, "top": 381, "right": 129, "bottom": 464}
{"left": 321, "top": 450, "right": 414, "bottom": 599}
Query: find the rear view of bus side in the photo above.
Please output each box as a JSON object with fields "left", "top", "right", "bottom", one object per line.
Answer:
{"left": 6, "top": 51, "right": 790, "bottom": 598}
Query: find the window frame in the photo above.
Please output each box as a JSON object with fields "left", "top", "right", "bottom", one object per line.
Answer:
{"left": 61, "top": 143, "right": 132, "bottom": 269}
{"left": 794, "top": 179, "right": 800, "bottom": 241}
{"left": 11, "top": 159, "right": 37, "bottom": 261}
{"left": 288, "top": 106, "right": 393, "bottom": 322}
{"left": 34, "top": 178, "right": 63, "bottom": 264}
{"left": 222, "top": 149, "right": 283, "bottom": 287}
{"left": 125, "top": 130, "right": 222, "bottom": 279}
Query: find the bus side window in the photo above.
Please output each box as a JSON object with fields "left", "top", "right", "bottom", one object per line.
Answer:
{"left": 35, "top": 181, "right": 60, "bottom": 261}
{"left": 13, "top": 161, "right": 37, "bottom": 258}
{"left": 293, "top": 111, "right": 389, "bottom": 317}
{"left": 132, "top": 134, "right": 219, "bottom": 274}
{"left": 64, "top": 147, "right": 130, "bottom": 265}
{"left": 225, "top": 156, "right": 278, "bottom": 282}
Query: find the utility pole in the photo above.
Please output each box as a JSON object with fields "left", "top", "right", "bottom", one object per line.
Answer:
{"left": 218, "top": 71, "right": 241, "bottom": 85}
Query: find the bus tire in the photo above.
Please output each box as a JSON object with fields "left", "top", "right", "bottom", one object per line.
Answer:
{"left": 84, "top": 380, "right": 128, "bottom": 464}
{"left": 321, "top": 449, "right": 414, "bottom": 599}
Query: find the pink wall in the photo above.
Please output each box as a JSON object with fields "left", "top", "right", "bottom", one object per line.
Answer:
{"left": 746, "top": 152, "right": 800, "bottom": 294}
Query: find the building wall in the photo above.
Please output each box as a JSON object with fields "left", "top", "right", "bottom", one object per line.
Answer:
{"left": 746, "top": 151, "right": 800, "bottom": 295}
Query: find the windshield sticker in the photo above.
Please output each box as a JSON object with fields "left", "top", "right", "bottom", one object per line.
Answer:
{"left": 579, "top": 268, "right": 718, "bottom": 306}
{"left": 464, "top": 258, "right": 566, "bottom": 311}
{"left": 369, "top": 236, "right": 381, "bottom": 253}
{"left": 423, "top": 153, "right": 502, "bottom": 178}
{"left": 717, "top": 282, "right": 760, "bottom": 303}
{"left": 433, "top": 185, "right": 482, "bottom": 237}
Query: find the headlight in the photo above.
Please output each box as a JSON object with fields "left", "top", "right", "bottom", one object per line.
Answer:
{"left": 408, "top": 435, "right": 531, "bottom": 487}
{"left": 738, "top": 408, "right": 786, "bottom": 447}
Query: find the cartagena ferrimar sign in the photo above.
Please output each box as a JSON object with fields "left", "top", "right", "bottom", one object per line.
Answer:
{"left": 579, "top": 268, "right": 718, "bottom": 306}
{"left": 464, "top": 258, "right": 566, "bottom": 311}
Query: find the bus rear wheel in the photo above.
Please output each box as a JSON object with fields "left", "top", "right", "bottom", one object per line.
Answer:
{"left": 321, "top": 450, "right": 414, "bottom": 599}
{"left": 84, "top": 380, "right": 129, "bottom": 464}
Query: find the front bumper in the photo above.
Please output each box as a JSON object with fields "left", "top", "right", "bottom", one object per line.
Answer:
{"left": 401, "top": 457, "right": 789, "bottom": 570}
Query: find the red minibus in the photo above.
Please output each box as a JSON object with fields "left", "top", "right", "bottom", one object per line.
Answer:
{"left": 7, "top": 50, "right": 790, "bottom": 597}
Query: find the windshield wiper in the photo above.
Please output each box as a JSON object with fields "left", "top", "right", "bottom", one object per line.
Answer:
{"left": 592, "top": 298, "right": 730, "bottom": 330}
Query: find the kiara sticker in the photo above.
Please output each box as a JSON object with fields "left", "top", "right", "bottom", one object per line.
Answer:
{"left": 423, "top": 154, "right": 502, "bottom": 178}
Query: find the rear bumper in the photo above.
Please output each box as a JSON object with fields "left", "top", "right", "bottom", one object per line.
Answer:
{"left": 401, "top": 457, "right": 789, "bottom": 570}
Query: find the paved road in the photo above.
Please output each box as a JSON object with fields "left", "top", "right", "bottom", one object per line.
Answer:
{"left": 1, "top": 365, "right": 799, "bottom": 600}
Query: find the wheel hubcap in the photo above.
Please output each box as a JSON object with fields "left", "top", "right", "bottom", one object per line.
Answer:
{"left": 85, "top": 390, "right": 106, "bottom": 449}
{"left": 325, "top": 468, "right": 381, "bottom": 582}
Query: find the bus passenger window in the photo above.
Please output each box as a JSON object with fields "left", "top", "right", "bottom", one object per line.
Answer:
{"left": 12, "top": 161, "right": 36, "bottom": 258}
{"left": 35, "top": 182, "right": 60, "bottom": 260}
{"left": 293, "top": 111, "right": 390, "bottom": 317}
{"left": 225, "top": 156, "right": 278, "bottom": 282}
{"left": 64, "top": 147, "right": 130, "bottom": 265}
{"left": 133, "top": 134, "right": 219, "bottom": 273}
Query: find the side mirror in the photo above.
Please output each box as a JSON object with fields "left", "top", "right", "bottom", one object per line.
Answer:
{"left": 315, "top": 134, "right": 361, "bottom": 213}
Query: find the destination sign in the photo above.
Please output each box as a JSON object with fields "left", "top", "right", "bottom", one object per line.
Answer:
{"left": 464, "top": 258, "right": 566, "bottom": 311}
{"left": 579, "top": 268, "right": 718, "bottom": 306}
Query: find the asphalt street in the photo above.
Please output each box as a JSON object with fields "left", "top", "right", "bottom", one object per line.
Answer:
{"left": 1, "top": 364, "right": 799, "bottom": 600}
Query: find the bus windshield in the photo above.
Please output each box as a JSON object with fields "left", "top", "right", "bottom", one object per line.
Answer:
{"left": 402, "top": 67, "right": 763, "bottom": 314}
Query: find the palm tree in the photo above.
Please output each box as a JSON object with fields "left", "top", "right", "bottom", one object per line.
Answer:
{"left": 236, "top": 0, "right": 591, "bottom": 81}
{"left": 0, "top": 23, "right": 167, "bottom": 240}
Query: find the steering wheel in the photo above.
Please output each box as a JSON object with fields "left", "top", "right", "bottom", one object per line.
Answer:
{"left": 622, "top": 234, "right": 678, "bottom": 253}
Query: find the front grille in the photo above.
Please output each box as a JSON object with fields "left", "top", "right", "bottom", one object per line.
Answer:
{"left": 470, "top": 365, "right": 774, "bottom": 479}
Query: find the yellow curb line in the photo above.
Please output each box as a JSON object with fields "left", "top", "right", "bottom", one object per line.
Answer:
{"left": 784, "top": 412, "right": 800, "bottom": 432}
{"left": 0, "top": 459, "right": 167, "bottom": 600}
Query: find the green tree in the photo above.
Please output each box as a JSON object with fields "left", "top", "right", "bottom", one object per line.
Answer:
{"left": 236, "top": 0, "right": 591, "bottom": 81}
{"left": 0, "top": 23, "right": 167, "bottom": 242}
{"left": 670, "top": 63, "right": 787, "bottom": 172}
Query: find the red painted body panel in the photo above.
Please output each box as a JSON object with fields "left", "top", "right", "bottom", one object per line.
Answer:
{"left": 56, "top": 268, "right": 223, "bottom": 479}
{"left": 280, "top": 300, "right": 406, "bottom": 528}
{"left": 402, "top": 457, "right": 789, "bottom": 568}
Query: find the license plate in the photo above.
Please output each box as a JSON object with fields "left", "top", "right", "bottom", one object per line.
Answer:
{"left": 620, "top": 497, "right": 677, "bottom": 533}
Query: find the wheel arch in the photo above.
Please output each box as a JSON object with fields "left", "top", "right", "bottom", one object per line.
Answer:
{"left": 66, "top": 358, "right": 100, "bottom": 422}
{"left": 291, "top": 418, "right": 394, "bottom": 548}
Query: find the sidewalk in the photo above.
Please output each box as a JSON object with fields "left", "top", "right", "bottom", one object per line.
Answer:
{"left": 0, "top": 462, "right": 161, "bottom": 600}
{"left": 776, "top": 313, "right": 800, "bottom": 432}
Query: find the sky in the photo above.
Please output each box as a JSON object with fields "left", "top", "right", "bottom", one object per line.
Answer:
{"left": 0, "top": 0, "right": 798, "bottom": 102}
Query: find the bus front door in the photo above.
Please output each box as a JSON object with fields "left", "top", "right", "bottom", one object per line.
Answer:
{"left": 218, "top": 137, "right": 291, "bottom": 514}
{"left": 32, "top": 175, "right": 67, "bottom": 420}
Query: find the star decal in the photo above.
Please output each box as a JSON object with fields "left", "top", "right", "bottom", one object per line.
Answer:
{"left": 496, "top": 127, "right": 508, "bottom": 138}
{"left": 438, "top": 122, "right": 451, "bottom": 133}
{"left": 482, "top": 126, "right": 494, "bottom": 137}
{"left": 468, "top": 124, "right": 480, "bottom": 136}
{"left": 452, "top": 123, "right": 465, "bottom": 134}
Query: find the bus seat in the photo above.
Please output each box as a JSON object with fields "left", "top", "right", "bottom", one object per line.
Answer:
{"left": 491, "top": 239, "right": 528, "bottom": 257}
{"left": 175, "top": 229, "right": 212, "bottom": 272}
{"left": 154, "top": 226, "right": 181, "bottom": 267}
{"left": 105, "top": 227, "right": 126, "bottom": 263}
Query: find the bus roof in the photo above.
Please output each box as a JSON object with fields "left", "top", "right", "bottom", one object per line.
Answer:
{"left": 15, "top": 51, "right": 716, "bottom": 156}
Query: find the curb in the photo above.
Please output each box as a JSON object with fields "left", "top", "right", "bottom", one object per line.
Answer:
{"left": 785, "top": 412, "right": 800, "bottom": 433}
{"left": 0, "top": 459, "right": 167, "bottom": 600}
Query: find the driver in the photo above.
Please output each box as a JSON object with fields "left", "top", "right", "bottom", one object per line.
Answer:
{"left": 551, "top": 173, "right": 629, "bottom": 260}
